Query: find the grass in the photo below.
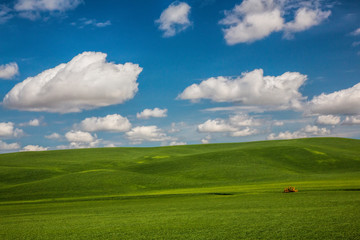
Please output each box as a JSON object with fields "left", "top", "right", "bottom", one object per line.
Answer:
{"left": 0, "top": 137, "right": 360, "bottom": 239}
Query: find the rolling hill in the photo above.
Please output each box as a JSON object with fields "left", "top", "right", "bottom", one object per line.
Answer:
{"left": 1, "top": 137, "right": 359, "bottom": 202}
{"left": 1, "top": 138, "right": 360, "bottom": 239}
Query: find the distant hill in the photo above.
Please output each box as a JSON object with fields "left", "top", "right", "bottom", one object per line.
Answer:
{"left": 1, "top": 137, "right": 360, "bottom": 202}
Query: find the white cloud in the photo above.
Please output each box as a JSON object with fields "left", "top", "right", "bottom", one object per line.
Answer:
{"left": 179, "top": 69, "right": 307, "bottom": 109}
{"left": 219, "top": 0, "right": 283, "bottom": 44}
{"left": 219, "top": 0, "right": 330, "bottom": 44}
{"left": 0, "top": 140, "right": 20, "bottom": 150}
{"left": 65, "top": 130, "right": 96, "bottom": 143}
{"left": 22, "top": 145, "right": 48, "bottom": 151}
{"left": 79, "top": 114, "right": 131, "bottom": 132}
{"left": 0, "top": 122, "right": 23, "bottom": 138}
{"left": 303, "top": 125, "right": 330, "bottom": 135}
{"left": 201, "top": 139, "right": 209, "bottom": 144}
{"left": 197, "top": 115, "right": 259, "bottom": 137}
{"left": 169, "top": 122, "right": 179, "bottom": 133}
{"left": 267, "top": 124, "right": 329, "bottom": 140}
{"left": 230, "top": 127, "right": 258, "bottom": 137}
{"left": 14, "top": 0, "right": 82, "bottom": 12}
{"left": 126, "top": 126, "right": 174, "bottom": 144}
{"left": 229, "top": 114, "right": 262, "bottom": 127}
{"left": 351, "top": 28, "right": 360, "bottom": 36}
{"left": 19, "top": 118, "right": 41, "bottom": 127}
{"left": 169, "top": 141, "right": 187, "bottom": 146}
{"left": 273, "top": 121, "right": 284, "bottom": 126}
{"left": 156, "top": 1, "right": 191, "bottom": 37}
{"left": 65, "top": 130, "right": 100, "bottom": 149}
{"left": 268, "top": 130, "right": 306, "bottom": 140}
{"left": 137, "top": 108, "right": 168, "bottom": 119}
{"left": 104, "top": 143, "right": 116, "bottom": 148}
{"left": 45, "top": 132, "right": 61, "bottom": 139}
{"left": 69, "top": 140, "right": 100, "bottom": 149}
{"left": 283, "top": 7, "right": 330, "bottom": 38}
{"left": 315, "top": 115, "right": 341, "bottom": 125}
{"left": 197, "top": 119, "right": 237, "bottom": 133}
{"left": 201, "top": 135, "right": 211, "bottom": 144}
{"left": 72, "top": 18, "right": 111, "bottom": 28}
{"left": 3, "top": 52, "right": 142, "bottom": 113}
{"left": 309, "top": 82, "right": 360, "bottom": 115}
{"left": 0, "top": 62, "right": 19, "bottom": 79}
{"left": 342, "top": 116, "right": 360, "bottom": 125}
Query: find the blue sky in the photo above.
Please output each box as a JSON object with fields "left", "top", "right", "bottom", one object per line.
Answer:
{"left": 0, "top": 0, "right": 360, "bottom": 152}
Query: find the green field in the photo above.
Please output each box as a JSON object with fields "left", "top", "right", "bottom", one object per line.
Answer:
{"left": 1, "top": 137, "right": 360, "bottom": 239}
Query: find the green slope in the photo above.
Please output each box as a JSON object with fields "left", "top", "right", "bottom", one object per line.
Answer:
{"left": 1, "top": 137, "right": 360, "bottom": 202}
{"left": 1, "top": 138, "right": 360, "bottom": 239}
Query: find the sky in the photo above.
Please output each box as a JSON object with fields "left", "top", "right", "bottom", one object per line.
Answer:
{"left": 0, "top": 0, "right": 360, "bottom": 152}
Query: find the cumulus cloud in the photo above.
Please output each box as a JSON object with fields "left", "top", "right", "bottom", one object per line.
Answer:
{"left": 65, "top": 130, "right": 100, "bottom": 148}
{"left": 309, "top": 82, "right": 360, "bottom": 115}
{"left": 19, "top": 118, "right": 42, "bottom": 127}
{"left": 137, "top": 108, "right": 168, "bottom": 119}
{"left": 273, "top": 121, "right": 284, "bottom": 126}
{"left": 268, "top": 130, "right": 306, "bottom": 140}
{"left": 229, "top": 114, "right": 262, "bottom": 127}
{"left": 198, "top": 119, "right": 237, "bottom": 133}
{"left": 267, "top": 124, "right": 329, "bottom": 140}
{"left": 197, "top": 114, "right": 260, "bottom": 137}
{"left": 283, "top": 7, "right": 330, "bottom": 38}
{"left": 65, "top": 130, "right": 96, "bottom": 143}
{"left": 79, "top": 114, "right": 131, "bottom": 132}
{"left": 169, "top": 141, "right": 187, "bottom": 146}
{"left": 0, "top": 62, "right": 19, "bottom": 79}
{"left": 303, "top": 125, "right": 330, "bottom": 135}
{"left": 3, "top": 52, "right": 142, "bottom": 113}
{"left": 351, "top": 28, "right": 360, "bottom": 36}
{"left": 179, "top": 69, "right": 307, "bottom": 109}
{"left": 0, "top": 140, "right": 20, "bottom": 150}
{"left": 230, "top": 128, "right": 258, "bottom": 137}
{"left": 219, "top": 0, "right": 283, "bottom": 44}
{"left": 22, "top": 145, "right": 48, "bottom": 151}
{"left": 315, "top": 115, "right": 341, "bottom": 125}
{"left": 201, "top": 135, "right": 211, "bottom": 144}
{"left": 45, "top": 132, "right": 61, "bottom": 139}
{"left": 342, "top": 116, "right": 360, "bottom": 125}
{"left": 156, "top": 1, "right": 191, "bottom": 37}
{"left": 201, "top": 139, "right": 209, "bottom": 144}
{"left": 0, "top": 122, "right": 23, "bottom": 138}
{"left": 126, "top": 126, "right": 174, "bottom": 144}
{"left": 219, "top": 0, "right": 330, "bottom": 44}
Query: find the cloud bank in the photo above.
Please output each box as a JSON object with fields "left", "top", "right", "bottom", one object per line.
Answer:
{"left": 3, "top": 52, "right": 142, "bottom": 113}
{"left": 156, "top": 1, "right": 191, "bottom": 37}
{"left": 268, "top": 125, "right": 330, "bottom": 140}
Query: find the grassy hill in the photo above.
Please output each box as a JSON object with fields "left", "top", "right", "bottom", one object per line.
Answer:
{"left": 1, "top": 137, "right": 360, "bottom": 239}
